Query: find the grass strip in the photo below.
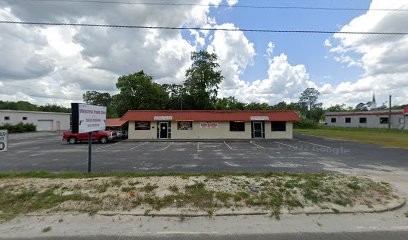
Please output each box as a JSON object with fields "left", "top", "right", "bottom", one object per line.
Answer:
{"left": 295, "top": 127, "right": 408, "bottom": 149}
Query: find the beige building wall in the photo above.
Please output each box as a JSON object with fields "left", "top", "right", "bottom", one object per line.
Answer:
{"left": 128, "top": 121, "right": 294, "bottom": 140}
{"left": 128, "top": 121, "right": 157, "bottom": 140}
{"left": 172, "top": 121, "right": 251, "bottom": 139}
{"left": 265, "top": 122, "right": 293, "bottom": 139}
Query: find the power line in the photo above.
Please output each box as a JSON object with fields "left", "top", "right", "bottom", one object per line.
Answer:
{"left": 1, "top": 20, "right": 407, "bottom": 35}
{"left": 5, "top": 0, "right": 408, "bottom": 12}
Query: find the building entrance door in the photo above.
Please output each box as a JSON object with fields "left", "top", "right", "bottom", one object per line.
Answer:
{"left": 252, "top": 122, "right": 264, "bottom": 138}
{"left": 159, "top": 122, "right": 169, "bottom": 139}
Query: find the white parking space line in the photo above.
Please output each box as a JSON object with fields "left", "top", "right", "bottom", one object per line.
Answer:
{"left": 273, "top": 141, "right": 295, "bottom": 148}
{"left": 250, "top": 141, "right": 264, "bottom": 149}
{"left": 129, "top": 142, "right": 148, "bottom": 150}
{"left": 224, "top": 161, "right": 240, "bottom": 167}
{"left": 162, "top": 142, "right": 173, "bottom": 151}
{"left": 197, "top": 142, "right": 200, "bottom": 150}
{"left": 295, "top": 140, "right": 332, "bottom": 148}
{"left": 224, "top": 141, "right": 233, "bottom": 150}
{"left": 95, "top": 142, "right": 120, "bottom": 151}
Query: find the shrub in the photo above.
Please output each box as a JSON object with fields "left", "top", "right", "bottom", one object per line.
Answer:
{"left": 294, "top": 118, "right": 319, "bottom": 129}
{"left": 0, "top": 123, "right": 37, "bottom": 133}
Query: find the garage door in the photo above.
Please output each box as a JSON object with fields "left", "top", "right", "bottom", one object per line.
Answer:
{"left": 37, "top": 120, "right": 53, "bottom": 131}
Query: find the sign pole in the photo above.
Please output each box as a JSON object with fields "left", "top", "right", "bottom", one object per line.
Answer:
{"left": 88, "top": 132, "right": 92, "bottom": 173}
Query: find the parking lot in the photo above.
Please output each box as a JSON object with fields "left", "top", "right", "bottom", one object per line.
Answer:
{"left": 1, "top": 132, "right": 408, "bottom": 173}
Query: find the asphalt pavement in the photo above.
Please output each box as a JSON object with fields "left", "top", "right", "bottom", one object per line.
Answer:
{"left": 1, "top": 132, "right": 407, "bottom": 173}
{"left": 6, "top": 231, "right": 408, "bottom": 240}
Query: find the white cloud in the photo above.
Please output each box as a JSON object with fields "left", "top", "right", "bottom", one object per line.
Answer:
{"left": 226, "top": 0, "right": 239, "bottom": 6}
{"left": 323, "top": 0, "right": 408, "bottom": 107}
{"left": 218, "top": 42, "right": 316, "bottom": 104}
{"left": 207, "top": 23, "right": 255, "bottom": 90}
{"left": 0, "top": 0, "right": 224, "bottom": 106}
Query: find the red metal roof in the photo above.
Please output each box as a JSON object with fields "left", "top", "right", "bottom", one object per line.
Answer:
{"left": 121, "top": 110, "right": 300, "bottom": 122}
{"left": 404, "top": 107, "right": 408, "bottom": 115}
{"left": 106, "top": 118, "right": 127, "bottom": 127}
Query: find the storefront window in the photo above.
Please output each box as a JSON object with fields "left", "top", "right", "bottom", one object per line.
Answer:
{"left": 271, "top": 121, "right": 286, "bottom": 131}
{"left": 177, "top": 121, "right": 193, "bottom": 130}
{"left": 135, "top": 121, "right": 150, "bottom": 130}
{"left": 230, "top": 121, "right": 245, "bottom": 131}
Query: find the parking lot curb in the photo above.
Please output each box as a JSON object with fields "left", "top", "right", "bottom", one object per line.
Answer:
{"left": 24, "top": 197, "right": 405, "bottom": 218}
{"left": 122, "top": 139, "right": 295, "bottom": 143}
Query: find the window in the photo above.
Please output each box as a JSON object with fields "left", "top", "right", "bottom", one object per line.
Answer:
{"left": 4, "top": 116, "right": 10, "bottom": 121}
{"left": 135, "top": 121, "right": 150, "bottom": 130}
{"left": 331, "top": 118, "right": 336, "bottom": 123}
{"left": 230, "top": 121, "right": 245, "bottom": 131}
{"left": 359, "top": 118, "right": 367, "bottom": 124}
{"left": 177, "top": 121, "right": 193, "bottom": 130}
{"left": 380, "top": 117, "right": 389, "bottom": 124}
{"left": 22, "top": 117, "right": 28, "bottom": 121}
{"left": 271, "top": 121, "right": 286, "bottom": 132}
{"left": 345, "top": 118, "right": 351, "bottom": 123}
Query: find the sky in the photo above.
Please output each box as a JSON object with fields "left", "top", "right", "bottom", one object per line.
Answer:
{"left": 0, "top": 0, "right": 408, "bottom": 108}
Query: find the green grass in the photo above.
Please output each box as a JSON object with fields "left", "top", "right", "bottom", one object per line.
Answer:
{"left": 42, "top": 226, "right": 52, "bottom": 233}
{"left": 295, "top": 127, "right": 408, "bottom": 149}
{"left": 0, "top": 187, "right": 95, "bottom": 221}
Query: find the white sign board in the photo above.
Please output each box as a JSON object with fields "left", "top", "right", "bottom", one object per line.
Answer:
{"left": 154, "top": 116, "right": 173, "bottom": 121}
{"left": 0, "top": 130, "right": 8, "bottom": 152}
{"left": 72, "top": 103, "right": 107, "bottom": 134}
{"left": 199, "top": 122, "right": 219, "bottom": 129}
{"left": 250, "top": 116, "right": 269, "bottom": 121}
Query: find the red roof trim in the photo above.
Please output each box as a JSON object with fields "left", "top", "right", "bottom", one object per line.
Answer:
{"left": 106, "top": 118, "right": 127, "bottom": 127}
{"left": 326, "top": 112, "right": 402, "bottom": 117}
{"left": 404, "top": 107, "right": 408, "bottom": 115}
{"left": 121, "top": 110, "right": 300, "bottom": 122}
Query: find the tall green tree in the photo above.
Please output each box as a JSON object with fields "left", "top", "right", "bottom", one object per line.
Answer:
{"left": 82, "top": 91, "right": 118, "bottom": 117}
{"left": 298, "top": 88, "right": 323, "bottom": 121}
{"left": 161, "top": 83, "right": 184, "bottom": 110}
{"left": 184, "top": 51, "right": 224, "bottom": 110}
{"left": 83, "top": 91, "right": 112, "bottom": 107}
{"left": 115, "top": 71, "right": 168, "bottom": 116}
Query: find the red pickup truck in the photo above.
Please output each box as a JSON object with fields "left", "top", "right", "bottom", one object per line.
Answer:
{"left": 63, "top": 131, "right": 115, "bottom": 144}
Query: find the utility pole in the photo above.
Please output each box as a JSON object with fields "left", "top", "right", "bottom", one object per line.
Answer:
{"left": 388, "top": 95, "right": 392, "bottom": 129}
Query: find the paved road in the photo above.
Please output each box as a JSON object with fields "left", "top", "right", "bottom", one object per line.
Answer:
{"left": 5, "top": 231, "right": 408, "bottom": 240}
{"left": 0, "top": 132, "right": 407, "bottom": 173}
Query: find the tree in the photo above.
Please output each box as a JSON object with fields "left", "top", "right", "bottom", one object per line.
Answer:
{"left": 215, "top": 97, "right": 245, "bottom": 110}
{"left": 161, "top": 84, "right": 184, "bottom": 110}
{"left": 355, "top": 102, "right": 369, "bottom": 111}
{"left": 83, "top": 91, "right": 112, "bottom": 107}
{"left": 326, "top": 104, "right": 347, "bottom": 112}
{"left": 184, "top": 51, "right": 224, "bottom": 110}
{"left": 298, "top": 88, "right": 323, "bottom": 121}
{"left": 38, "top": 104, "right": 70, "bottom": 113}
{"left": 115, "top": 71, "right": 168, "bottom": 116}
{"left": 245, "top": 102, "right": 270, "bottom": 110}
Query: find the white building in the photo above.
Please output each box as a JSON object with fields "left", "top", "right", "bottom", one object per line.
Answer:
{"left": 325, "top": 108, "right": 408, "bottom": 130}
{"left": 0, "top": 110, "right": 71, "bottom": 131}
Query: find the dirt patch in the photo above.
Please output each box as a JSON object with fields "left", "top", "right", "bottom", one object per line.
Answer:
{"left": 0, "top": 173, "right": 403, "bottom": 221}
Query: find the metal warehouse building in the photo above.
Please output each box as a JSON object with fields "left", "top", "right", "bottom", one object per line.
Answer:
{"left": 0, "top": 110, "right": 71, "bottom": 131}
{"left": 325, "top": 108, "right": 408, "bottom": 130}
{"left": 121, "top": 110, "right": 299, "bottom": 140}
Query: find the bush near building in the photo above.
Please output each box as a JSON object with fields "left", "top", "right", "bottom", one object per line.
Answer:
{"left": 0, "top": 123, "right": 36, "bottom": 133}
{"left": 294, "top": 118, "right": 319, "bottom": 129}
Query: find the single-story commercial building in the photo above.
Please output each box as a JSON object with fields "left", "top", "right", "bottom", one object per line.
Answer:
{"left": 0, "top": 110, "right": 71, "bottom": 131}
{"left": 121, "top": 110, "right": 300, "bottom": 140}
{"left": 325, "top": 107, "right": 408, "bottom": 129}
